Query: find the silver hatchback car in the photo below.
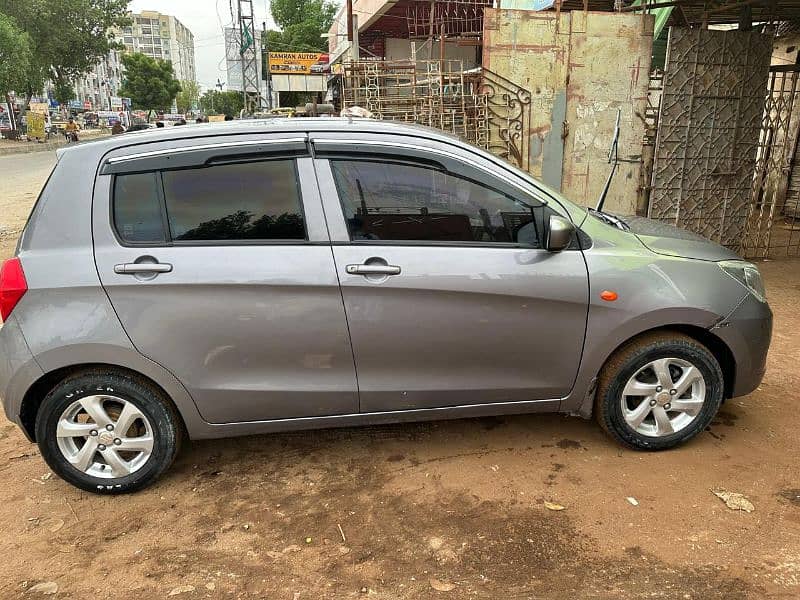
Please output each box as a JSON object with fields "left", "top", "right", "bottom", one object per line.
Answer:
{"left": 0, "top": 120, "right": 772, "bottom": 493}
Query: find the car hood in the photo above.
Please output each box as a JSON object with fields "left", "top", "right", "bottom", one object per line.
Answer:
{"left": 616, "top": 215, "right": 742, "bottom": 262}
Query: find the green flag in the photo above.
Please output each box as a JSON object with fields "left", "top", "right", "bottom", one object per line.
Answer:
{"left": 240, "top": 28, "right": 253, "bottom": 55}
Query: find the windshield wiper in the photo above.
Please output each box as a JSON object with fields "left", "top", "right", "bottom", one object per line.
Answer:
{"left": 588, "top": 208, "right": 630, "bottom": 231}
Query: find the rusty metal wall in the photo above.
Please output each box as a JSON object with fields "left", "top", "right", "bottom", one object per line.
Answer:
{"left": 482, "top": 9, "right": 571, "bottom": 189}
{"left": 482, "top": 9, "right": 653, "bottom": 213}
{"left": 649, "top": 28, "right": 772, "bottom": 248}
{"left": 562, "top": 12, "right": 653, "bottom": 213}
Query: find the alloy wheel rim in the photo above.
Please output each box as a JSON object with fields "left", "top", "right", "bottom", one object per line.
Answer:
{"left": 56, "top": 395, "right": 154, "bottom": 478}
{"left": 620, "top": 357, "right": 706, "bottom": 438}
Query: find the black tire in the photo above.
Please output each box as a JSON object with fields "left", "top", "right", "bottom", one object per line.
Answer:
{"left": 35, "top": 368, "right": 182, "bottom": 494}
{"left": 595, "top": 332, "right": 724, "bottom": 450}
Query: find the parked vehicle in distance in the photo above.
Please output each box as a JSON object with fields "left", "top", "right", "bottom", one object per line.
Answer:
{"left": 0, "top": 120, "right": 772, "bottom": 493}
{"left": 125, "top": 121, "right": 154, "bottom": 133}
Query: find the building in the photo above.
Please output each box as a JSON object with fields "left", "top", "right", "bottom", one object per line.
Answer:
{"left": 68, "top": 48, "right": 125, "bottom": 111}
{"left": 117, "top": 11, "right": 196, "bottom": 82}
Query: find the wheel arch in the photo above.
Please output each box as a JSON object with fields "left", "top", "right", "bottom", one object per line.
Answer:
{"left": 19, "top": 363, "right": 188, "bottom": 442}
{"left": 573, "top": 323, "right": 736, "bottom": 419}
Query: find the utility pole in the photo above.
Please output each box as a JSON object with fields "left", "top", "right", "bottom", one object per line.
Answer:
{"left": 262, "top": 21, "right": 272, "bottom": 109}
{"left": 236, "top": 0, "right": 262, "bottom": 114}
{"left": 347, "top": 0, "right": 353, "bottom": 42}
{"left": 352, "top": 14, "right": 359, "bottom": 61}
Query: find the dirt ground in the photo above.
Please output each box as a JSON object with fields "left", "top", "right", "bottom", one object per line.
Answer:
{"left": 0, "top": 150, "right": 799, "bottom": 599}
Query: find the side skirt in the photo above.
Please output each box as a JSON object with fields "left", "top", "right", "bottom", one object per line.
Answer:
{"left": 188, "top": 398, "right": 562, "bottom": 440}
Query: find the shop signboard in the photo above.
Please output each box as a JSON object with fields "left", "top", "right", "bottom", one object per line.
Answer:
{"left": 26, "top": 111, "right": 46, "bottom": 139}
{"left": 268, "top": 52, "right": 329, "bottom": 75}
{"left": 28, "top": 102, "right": 49, "bottom": 115}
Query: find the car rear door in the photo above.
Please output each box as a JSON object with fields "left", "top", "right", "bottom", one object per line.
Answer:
{"left": 92, "top": 134, "right": 359, "bottom": 423}
{"left": 311, "top": 133, "right": 590, "bottom": 413}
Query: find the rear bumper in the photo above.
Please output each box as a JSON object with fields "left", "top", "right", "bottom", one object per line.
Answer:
{"left": 0, "top": 315, "right": 43, "bottom": 430}
{"left": 712, "top": 293, "right": 772, "bottom": 398}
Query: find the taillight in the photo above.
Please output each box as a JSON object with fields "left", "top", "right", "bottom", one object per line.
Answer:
{"left": 0, "top": 258, "right": 27, "bottom": 322}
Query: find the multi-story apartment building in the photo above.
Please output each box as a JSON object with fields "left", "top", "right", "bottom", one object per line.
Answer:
{"left": 68, "top": 48, "right": 125, "bottom": 111}
{"left": 117, "top": 11, "right": 196, "bottom": 82}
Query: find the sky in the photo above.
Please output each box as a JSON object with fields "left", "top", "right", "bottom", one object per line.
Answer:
{"left": 127, "top": 0, "right": 277, "bottom": 91}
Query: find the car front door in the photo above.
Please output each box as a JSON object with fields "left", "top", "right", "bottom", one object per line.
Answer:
{"left": 92, "top": 136, "right": 359, "bottom": 423}
{"left": 312, "top": 135, "right": 590, "bottom": 413}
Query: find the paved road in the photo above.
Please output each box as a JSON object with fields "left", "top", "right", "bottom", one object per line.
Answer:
{"left": 0, "top": 151, "right": 57, "bottom": 260}
{"left": 0, "top": 154, "right": 799, "bottom": 598}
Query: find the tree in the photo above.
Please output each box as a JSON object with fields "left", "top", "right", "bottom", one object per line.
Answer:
{"left": 0, "top": 12, "right": 32, "bottom": 95}
{"left": 176, "top": 80, "right": 200, "bottom": 114}
{"left": 199, "top": 90, "right": 243, "bottom": 119}
{"left": 266, "top": 0, "right": 337, "bottom": 52}
{"left": 119, "top": 53, "right": 181, "bottom": 111}
{"left": 265, "top": 0, "right": 337, "bottom": 107}
{"left": 52, "top": 80, "right": 74, "bottom": 106}
{"left": 0, "top": 0, "right": 131, "bottom": 106}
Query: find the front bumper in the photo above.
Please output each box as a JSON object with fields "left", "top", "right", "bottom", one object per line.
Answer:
{"left": 0, "top": 315, "right": 44, "bottom": 429}
{"left": 712, "top": 293, "right": 773, "bottom": 398}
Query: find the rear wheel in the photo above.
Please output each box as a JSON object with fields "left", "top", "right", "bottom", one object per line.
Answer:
{"left": 35, "top": 369, "right": 181, "bottom": 493}
{"left": 595, "top": 333, "right": 724, "bottom": 450}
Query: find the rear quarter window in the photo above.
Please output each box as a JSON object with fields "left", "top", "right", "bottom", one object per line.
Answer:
{"left": 113, "top": 172, "right": 166, "bottom": 243}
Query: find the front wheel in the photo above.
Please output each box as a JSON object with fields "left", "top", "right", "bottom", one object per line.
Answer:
{"left": 595, "top": 333, "right": 724, "bottom": 450}
{"left": 35, "top": 369, "right": 181, "bottom": 493}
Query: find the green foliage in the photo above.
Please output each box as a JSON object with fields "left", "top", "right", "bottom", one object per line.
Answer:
{"left": 52, "top": 79, "right": 74, "bottom": 105}
{"left": 0, "top": 0, "right": 131, "bottom": 101}
{"left": 199, "top": 90, "right": 244, "bottom": 119}
{"left": 266, "top": 0, "right": 337, "bottom": 53}
{"left": 119, "top": 53, "right": 181, "bottom": 111}
{"left": 176, "top": 80, "right": 200, "bottom": 114}
{"left": 0, "top": 11, "right": 32, "bottom": 95}
{"left": 176, "top": 210, "right": 303, "bottom": 241}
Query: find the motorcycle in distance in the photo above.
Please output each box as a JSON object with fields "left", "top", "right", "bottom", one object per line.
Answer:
{"left": 63, "top": 118, "right": 80, "bottom": 143}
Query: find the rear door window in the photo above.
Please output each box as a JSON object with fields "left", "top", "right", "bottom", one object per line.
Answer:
{"left": 112, "top": 158, "right": 306, "bottom": 244}
{"left": 162, "top": 160, "right": 306, "bottom": 241}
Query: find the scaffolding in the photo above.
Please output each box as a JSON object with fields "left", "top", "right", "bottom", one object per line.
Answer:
{"left": 406, "top": 0, "right": 492, "bottom": 39}
{"left": 340, "top": 60, "right": 533, "bottom": 172}
{"left": 341, "top": 60, "right": 487, "bottom": 148}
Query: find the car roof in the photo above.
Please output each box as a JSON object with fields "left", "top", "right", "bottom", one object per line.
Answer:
{"left": 57, "top": 118, "right": 462, "bottom": 160}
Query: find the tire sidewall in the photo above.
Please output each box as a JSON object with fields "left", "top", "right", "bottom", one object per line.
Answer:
{"left": 35, "top": 372, "right": 179, "bottom": 494}
{"left": 603, "top": 341, "right": 723, "bottom": 450}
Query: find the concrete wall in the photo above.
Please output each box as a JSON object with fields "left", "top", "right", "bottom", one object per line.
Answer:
{"left": 483, "top": 9, "right": 653, "bottom": 215}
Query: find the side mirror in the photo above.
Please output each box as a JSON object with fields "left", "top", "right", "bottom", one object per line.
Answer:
{"left": 546, "top": 215, "right": 575, "bottom": 252}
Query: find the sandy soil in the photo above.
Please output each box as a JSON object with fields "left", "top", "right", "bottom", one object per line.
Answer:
{"left": 0, "top": 152, "right": 798, "bottom": 599}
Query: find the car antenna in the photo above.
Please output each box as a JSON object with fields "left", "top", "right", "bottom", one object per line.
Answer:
{"left": 595, "top": 108, "right": 621, "bottom": 213}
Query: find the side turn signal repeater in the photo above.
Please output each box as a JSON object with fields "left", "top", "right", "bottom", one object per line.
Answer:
{"left": 600, "top": 290, "right": 618, "bottom": 302}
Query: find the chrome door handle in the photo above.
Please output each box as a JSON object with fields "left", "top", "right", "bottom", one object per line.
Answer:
{"left": 346, "top": 264, "right": 401, "bottom": 276}
{"left": 114, "top": 262, "right": 173, "bottom": 274}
